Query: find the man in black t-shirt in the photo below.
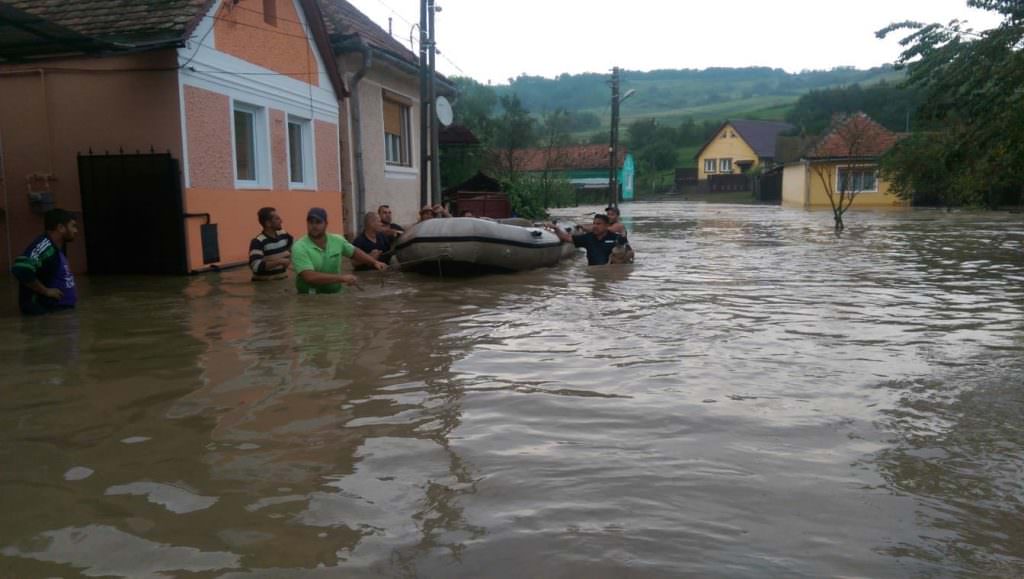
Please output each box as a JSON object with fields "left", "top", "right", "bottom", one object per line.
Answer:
{"left": 552, "top": 214, "right": 623, "bottom": 266}
{"left": 249, "top": 207, "right": 294, "bottom": 281}
{"left": 377, "top": 204, "right": 404, "bottom": 240}
{"left": 353, "top": 212, "right": 392, "bottom": 270}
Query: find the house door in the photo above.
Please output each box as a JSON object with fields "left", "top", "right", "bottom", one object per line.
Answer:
{"left": 77, "top": 152, "right": 187, "bottom": 275}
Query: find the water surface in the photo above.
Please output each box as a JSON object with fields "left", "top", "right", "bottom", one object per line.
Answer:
{"left": 1, "top": 202, "right": 1022, "bottom": 577}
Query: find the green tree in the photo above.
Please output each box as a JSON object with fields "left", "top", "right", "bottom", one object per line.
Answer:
{"left": 491, "top": 94, "right": 536, "bottom": 183}
{"left": 877, "top": 1, "right": 1024, "bottom": 207}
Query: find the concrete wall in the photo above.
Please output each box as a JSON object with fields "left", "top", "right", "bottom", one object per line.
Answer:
{"left": 177, "top": 0, "right": 343, "bottom": 271}
{"left": 781, "top": 163, "right": 808, "bottom": 207}
{"left": 339, "top": 54, "right": 423, "bottom": 235}
{"left": 806, "top": 162, "right": 906, "bottom": 208}
{"left": 697, "top": 123, "right": 759, "bottom": 180}
{"left": 0, "top": 51, "right": 184, "bottom": 273}
{"left": 782, "top": 160, "right": 906, "bottom": 209}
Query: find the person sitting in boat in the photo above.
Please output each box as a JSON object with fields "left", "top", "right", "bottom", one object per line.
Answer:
{"left": 550, "top": 214, "right": 624, "bottom": 266}
{"left": 432, "top": 203, "right": 452, "bottom": 218}
{"left": 377, "top": 204, "right": 405, "bottom": 238}
{"left": 418, "top": 205, "right": 435, "bottom": 222}
{"left": 460, "top": 210, "right": 474, "bottom": 218}
{"left": 249, "top": 207, "right": 293, "bottom": 281}
{"left": 352, "top": 212, "right": 393, "bottom": 270}
{"left": 291, "top": 207, "right": 386, "bottom": 294}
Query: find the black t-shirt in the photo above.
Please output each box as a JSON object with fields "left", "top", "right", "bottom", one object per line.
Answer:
{"left": 353, "top": 232, "right": 391, "bottom": 254}
{"left": 573, "top": 231, "right": 623, "bottom": 265}
{"left": 386, "top": 222, "right": 405, "bottom": 233}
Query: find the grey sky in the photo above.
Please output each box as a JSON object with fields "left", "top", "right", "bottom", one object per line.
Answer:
{"left": 347, "top": 0, "right": 1001, "bottom": 82}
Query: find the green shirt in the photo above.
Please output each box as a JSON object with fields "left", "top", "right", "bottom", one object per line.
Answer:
{"left": 291, "top": 233, "right": 356, "bottom": 294}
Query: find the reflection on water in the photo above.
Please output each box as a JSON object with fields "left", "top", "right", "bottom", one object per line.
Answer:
{"left": 0, "top": 203, "right": 1022, "bottom": 577}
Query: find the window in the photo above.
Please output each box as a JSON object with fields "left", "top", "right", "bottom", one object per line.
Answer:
{"left": 383, "top": 97, "right": 412, "bottom": 167}
{"left": 704, "top": 158, "right": 717, "bottom": 173}
{"left": 234, "top": 108, "right": 257, "bottom": 182}
{"left": 837, "top": 166, "right": 878, "bottom": 192}
{"left": 287, "top": 115, "right": 315, "bottom": 189}
{"left": 233, "top": 101, "right": 269, "bottom": 188}
{"left": 719, "top": 158, "right": 733, "bottom": 173}
{"left": 263, "top": 0, "right": 277, "bottom": 26}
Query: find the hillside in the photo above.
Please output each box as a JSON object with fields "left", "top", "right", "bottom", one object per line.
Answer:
{"left": 494, "top": 66, "right": 903, "bottom": 129}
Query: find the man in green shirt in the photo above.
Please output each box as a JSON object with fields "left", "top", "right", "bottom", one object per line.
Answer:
{"left": 292, "top": 207, "right": 386, "bottom": 294}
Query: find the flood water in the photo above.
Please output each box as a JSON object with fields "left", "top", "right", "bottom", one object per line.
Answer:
{"left": 1, "top": 202, "right": 1022, "bottom": 578}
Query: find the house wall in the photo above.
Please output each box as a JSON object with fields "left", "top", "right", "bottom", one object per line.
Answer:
{"left": 178, "top": 0, "right": 343, "bottom": 271}
{"left": 805, "top": 162, "right": 906, "bottom": 208}
{"left": 781, "top": 162, "right": 808, "bottom": 207}
{"left": 339, "top": 54, "right": 422, "bottom": 234}
{"left": 0, "top": 51, "right": 184, "bottom": 273}
{"left": 697, "top": 123, "right": 759, "bottom": 180}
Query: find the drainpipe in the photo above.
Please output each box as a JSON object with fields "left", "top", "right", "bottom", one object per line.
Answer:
{"left": 342, "top": 38, "right": 372, "bottom": 227}
{"left": 0, "top": 129, "right": 11, "bottom": 269}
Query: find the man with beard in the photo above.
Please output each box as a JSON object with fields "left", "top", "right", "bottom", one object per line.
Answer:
{"left": 11, "top": 208, "right": 79, "bottom": 315}
{"left": 291, "top": 207, "right": 386, "bottom": 294}
{"left": 249, "top": 207, "right": 294, "bottom": 281}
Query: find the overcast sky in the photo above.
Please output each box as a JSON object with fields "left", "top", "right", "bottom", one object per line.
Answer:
{"left": 346, "top": 0, "right": 1002, "bottom": 83}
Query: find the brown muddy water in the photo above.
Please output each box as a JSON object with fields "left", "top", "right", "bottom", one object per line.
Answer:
{"left": 1, "top": 202, "right": 1023, "bottom": 578}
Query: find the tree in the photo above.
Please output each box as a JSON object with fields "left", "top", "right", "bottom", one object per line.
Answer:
{"left": 810, "top": 114, "right": 890, "bottom": 233}
{"left": 490, "top": 94, "right": 535, "bottom": 183}
{"left": 877, "top": 1, "right": 1024, "bottom": 207}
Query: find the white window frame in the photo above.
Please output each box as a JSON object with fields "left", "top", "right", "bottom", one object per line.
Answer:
{"left": 286, "top": 114, "right": 317, "bottom": 190}
{"left": 231, "top": 100, "right": 271, "bottom": 189}
{"left": 383, "top": 97, "right": 412, "bottom": 168}
{"left": 719, "top": 158, "right": 733, "bottom": 173}
{"left": 836, "top": 165, "right": 879, "bottom": 193}
{"left": 704, "top": 158, "right": 717, "bottom": 174}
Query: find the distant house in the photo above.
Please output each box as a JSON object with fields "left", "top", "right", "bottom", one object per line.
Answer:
{"left": 695, "top": 120, "right": 794, "bottom": 181}
{"left": 781, "top": 113, "right": 906, "bottom": 209}
{"left": 0, "top": 0, "right": 346, "bottom": 274}
{"left": 442, "top": 171, "right": 510, "bottom": 219}
{"left": 318, "top": 0, "right": 455, "bottom": 234}
{"left": 509, "top": 145, "right": 636, "bottom": 200}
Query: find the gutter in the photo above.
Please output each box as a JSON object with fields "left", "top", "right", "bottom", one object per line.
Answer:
{"left": 338, "top": 37, "right": 372, "bottom": 224}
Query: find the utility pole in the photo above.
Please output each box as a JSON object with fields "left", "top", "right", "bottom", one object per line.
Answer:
{"left": 418, "top": 0, "right": 429, "bottom": 208}
{"left": 428, "top": 0, "right": 440, "bottom": 204}
{"left": 608, "top": 66, "right": 620, "bottom": 208}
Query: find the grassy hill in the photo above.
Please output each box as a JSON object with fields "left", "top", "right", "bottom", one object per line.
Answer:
{"left": 497, "top": 65, "right": 903, "bottom": 131}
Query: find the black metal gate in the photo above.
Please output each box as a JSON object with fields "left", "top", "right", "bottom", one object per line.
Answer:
{"left": 78, "top": 152, "right": 187, "bottom": 275}
{"left": 755, "top": 170, "right": 783, "bottom": 203}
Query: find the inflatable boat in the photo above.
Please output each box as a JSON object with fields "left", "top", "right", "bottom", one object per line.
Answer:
{"left": 393, "top": 217, "right": 572, "bottom": 274}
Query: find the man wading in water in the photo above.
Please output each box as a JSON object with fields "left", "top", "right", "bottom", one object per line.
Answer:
{"left": 551, "top": 214, "right": 624, "bottom": 266}
{"left": 11, "top": 208, "right": 79, "bottom": 315}
{"left": 291, "top": 207, "right": 386, "bottom": 294}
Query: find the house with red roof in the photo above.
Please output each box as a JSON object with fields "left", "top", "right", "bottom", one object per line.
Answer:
{"left": 0, "top": 0, "right": 347, "bottom": 274}
{"left": 781, "top": 113, "right": 907, "bottom": 209}
{"left": 506, "top": 144, "right": 636, "bottom": 200}
{"left": 0, "top": 0, "right": 453, "bottom": 275}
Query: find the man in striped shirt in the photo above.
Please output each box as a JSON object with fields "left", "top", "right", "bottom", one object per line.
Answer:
{"left": 249, "top": 207, "right": 294, "bottom": 281}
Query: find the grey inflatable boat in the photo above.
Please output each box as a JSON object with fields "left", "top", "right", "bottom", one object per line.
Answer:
{"left": 393, "top": 217, "right": 573, "bottom": 274}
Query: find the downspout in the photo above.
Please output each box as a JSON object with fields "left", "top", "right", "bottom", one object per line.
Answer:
{"left": 343, "top": 38, "right": 372, "bottom": 225}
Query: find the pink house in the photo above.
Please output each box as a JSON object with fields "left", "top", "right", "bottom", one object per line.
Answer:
{"left": 0, "top": 0, "right": 346, "bottom": 274}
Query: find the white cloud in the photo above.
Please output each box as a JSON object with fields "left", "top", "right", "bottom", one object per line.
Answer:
{"left": 348, "top": 0, "right": 1004, "bottom": 82}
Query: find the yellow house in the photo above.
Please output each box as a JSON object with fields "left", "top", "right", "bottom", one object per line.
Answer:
{"left": 781, "top": 113, "right": 908, "bottom": 209}
{"left": 695, "top": 119, "right": 794, "bottom": 180}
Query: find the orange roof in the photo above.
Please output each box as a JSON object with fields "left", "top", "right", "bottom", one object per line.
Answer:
{"left": 509, "top": 145, "right": 626, "bottom": 172}
{"left": 808, "top": 113, "right": 901, "bottom": 159}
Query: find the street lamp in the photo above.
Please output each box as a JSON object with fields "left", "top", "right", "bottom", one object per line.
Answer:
{"left": 608, "top": 69, "right": 636, "bottom": 207}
